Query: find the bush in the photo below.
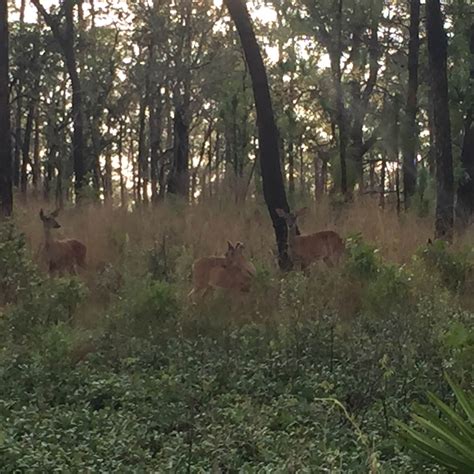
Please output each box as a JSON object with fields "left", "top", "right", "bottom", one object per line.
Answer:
{"left": 417, "top": 240, "right": 472, "bottom": 293}
{"left": 344, "top": 233, "right": 381, "bottom": 280}
{"left": 6, "top": 277, "right": 87, "bottom": 337}
{"left": 0, "top": 223, "right": 40, "bottom": 306}
{"left": 114, "top": 278, "right": 179, "bottom": 336}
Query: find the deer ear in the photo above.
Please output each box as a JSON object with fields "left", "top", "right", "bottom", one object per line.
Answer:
{"left": 51, "top": 208, "right": 60, "bottom": 218}
{"left": 295, "top": 207, "right": 308, "bottom": 217}
{"left": 275, "top": 208, "right": 287, "bottom": 218}
{"left": 227, "top": 240, "right": 234, "bottom": 251}
{"left": 39, "top": 209, "right": 45, "bottom": 220}
{"left": 235, "top": 242, "right": 245, "bottom": 250}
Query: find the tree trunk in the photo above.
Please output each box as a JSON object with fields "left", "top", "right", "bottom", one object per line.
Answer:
{"left": 137, "top": 96, "right": 148, "bottom": 205}
{"left": 32, "top": 0, "right": 86, "bottom": 202}
{"left": 0, "top": 0, "right": 12, "bottom": 217}
{"left": 20, "top": 100, "right": 35, "bottom": 197}
{"left": 455, "top": 24, "right": 474, "bottom": 227}
{"left": 224, "top": 0, "right": 291, "bottom": 269}
{"left": 426, "top": 0, "right": 454, "bottom": 241}
{"left": 167, "top": 104, "right": 189, "bottom": 198}
{"left": 379, "top": 153, "right": 386, "bottom": 209}
{"left": 118, "top": 123, "right": 127, "bottom": 208}
{"left": 333, "top": 0, "right": 348, "bottom": 196}
{"left": 402, "top": 0, "right": 420, "bottom": 208}
{"left": 32, "top": 106, "right": 40, "bottom": 193}
{"left": 150, "top": 89, "right": 162, "bottom": 204}
{"left": 12, "top": 0, "right": 26, "bottom": 190}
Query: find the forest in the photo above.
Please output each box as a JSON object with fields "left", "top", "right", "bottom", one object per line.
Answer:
{"left": 0, "top": 0, "right": 473, "bottom": 471}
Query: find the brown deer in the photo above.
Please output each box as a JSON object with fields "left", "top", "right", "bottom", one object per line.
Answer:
{"left": 39, "top": 208, "right": 87, "bottom": 276}
{"left": 276, "top": 207, "right": 345, "bottom": 270}
{"left": 188, "top": 241, "right": 256, "bottom": 299}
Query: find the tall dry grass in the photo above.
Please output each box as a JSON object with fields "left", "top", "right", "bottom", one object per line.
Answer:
{"left": 12, "top": 194, "right": 474, "bottom": 274}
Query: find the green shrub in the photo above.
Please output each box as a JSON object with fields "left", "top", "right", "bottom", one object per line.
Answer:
{"left": 0, "top": 223, "right": 40, "bottom": 305}
{"left": 6, "top": 277, "right": 87, "bottom": 336}
{"left": 364, "top": 264, "right": 411, "bottom": 316}
{"left": 344, "top": 233, "right": 381, "bottom": 280}
{"left": 115, "top": 278, "right": 179, "bottom": 336}
{"left": 417, "top": 240, "right": 472, "bottom": 293}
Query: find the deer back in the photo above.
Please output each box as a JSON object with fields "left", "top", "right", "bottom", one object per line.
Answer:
{"left": 294, "top": 230, "right": 344, "bottom": 266}
{"left": 191, "top": 256, "right": 227, "bottom": 291}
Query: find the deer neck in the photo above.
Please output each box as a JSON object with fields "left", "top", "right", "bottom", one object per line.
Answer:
{"left": 43, "top": 227, "right": 54, "bottom": 248}
{"left": 288, "top": 226, "right": 298, "bottom": 255}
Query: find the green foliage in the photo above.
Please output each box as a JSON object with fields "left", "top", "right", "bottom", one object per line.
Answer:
{"left": 115, "top": 278, "right": 179, "bottom": 336}
{"left": 1, "top": 227, "right": 473, "bottom": 472}
{"left": 0, "top": 223, "right": 40, "bottom": 305}
{"left": 417, "top": 240, "right": 472, "bottom": 293}
{"left": 397, "top": 374, "right": 474, "bottom": 473}
{"left": 344, "top": 233, "right": 381, "bottom": 280}
{"left": 6, "top": 277, "right": 87, "bottom": 336}
{"left": 364, "top": 264, "right": 411, "bottom": 316}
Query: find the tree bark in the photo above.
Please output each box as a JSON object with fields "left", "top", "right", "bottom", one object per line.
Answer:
{"left": 32, "top": 0, "right": 86, "bottom": 202}
{"left": 426, "top": 0, "right": 454, "bottom": 240}
{"left": 402, "top": 0, "right": 420, "bottom": 208}
{"left": 0, "top": 0, "right": 12, "bottom": 217}
{"left": 167, "top": 104, "right": 189, "bottom": 198}
{"left": 224, "top": 0, "right": 291, "bottom": 269}
{"left": 333, "top": 0, "right": 348, "bottom": 196}
{"left": 137, "top": 96, "right": 148, "bottom": 205}
{"left": 455, "top": 24, "right": 474, "bottom": 227}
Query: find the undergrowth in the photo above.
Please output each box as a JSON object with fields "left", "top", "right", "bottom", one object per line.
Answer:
{"left": 0, "top": 207, "right": 473, "bottom": 472}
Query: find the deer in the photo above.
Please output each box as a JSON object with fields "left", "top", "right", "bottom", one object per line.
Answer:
{"left": 39, "top": 208, "right": 87, "bottom": 276}
{"left": 276, "top": 207, "right": 345, "bottom": 270}
{"left": 188, "top": 241, "right": 257, "bottom": 299}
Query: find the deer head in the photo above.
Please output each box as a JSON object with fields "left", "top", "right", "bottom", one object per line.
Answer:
{"left": 39, "top": 208, "right": 61, "bottom": 230}
{"left": 275, "top": 207, "right": 307, "bottom": 230}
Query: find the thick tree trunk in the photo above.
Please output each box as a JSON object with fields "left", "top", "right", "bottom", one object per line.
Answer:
{"left": 224, "top": 0, "right": 291, "bottom": 269}
{"left": 402, "top": 0, "right": 420, "bottom": 208}
{"left": 455, "top": 24, "right": 474, "bottom": 227}
{"left": 426, "top": 0, "right": 454, "bottom": 241}
{"left": 0, "top": 0, "right": 12, "bottom": 217}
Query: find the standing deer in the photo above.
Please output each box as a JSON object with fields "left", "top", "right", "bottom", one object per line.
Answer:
{"left": 276, "top": 207, "right": 345, "bottom": 269}
{"left": 188, "top": 241, "right": 256, "bottom": 299}
{"left": 39, "top": 208, "right": 87, "bottom": 276}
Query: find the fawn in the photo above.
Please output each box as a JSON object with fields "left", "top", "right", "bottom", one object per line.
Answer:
{"left": 188, "top": 241, "right": 256, "bottom": 299}
{"left": 39, "top": 208, "right": 87, "bottom": 276}
{"left": 276, "top": 207, "right": 345, "bottom": 269}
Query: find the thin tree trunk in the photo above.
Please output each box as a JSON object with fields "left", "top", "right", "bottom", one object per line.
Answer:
{"left": 32, "top": 106, "right": 40, "bottom": 193}
{"left": 32, "top": 0, "right": 86, "bottom": 202}
{"left": 224, "top": 0, "right": 291, "bottom": 269}
{"left": 379, "top": 153, "right": 386, "bottom": 209}
{"left": 20, "top": 101, "right": 35, "bottom": 197}
{"left": 150, "top": 88, "right": 162, "bottom": 204}
{"left": 426, "top": 0, "right": 454, "bottom": 240}
{"left": 334, "top": 0, "right": 348, "bottom": 196}
{"left": 137, "top": 97, "right": 147, "bottom": 204}
{"left": 118, "top": 123, "right": 126, "bottom": 208}
{"left": 0, "top": 0, "right": 12, "bottom": 217}
{"left": 402, "top": 0, "right": 420, "bottom": 208}
{"left": 167, "top": 104, "right": 189, "bottom": 198}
